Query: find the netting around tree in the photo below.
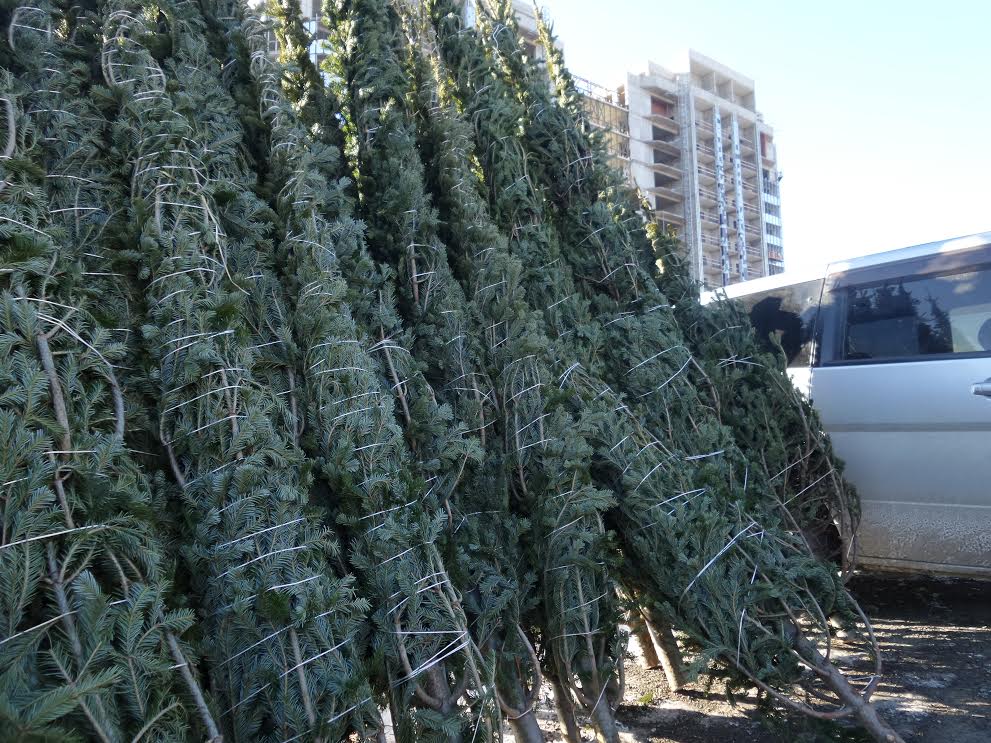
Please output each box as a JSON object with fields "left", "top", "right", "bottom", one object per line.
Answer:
{"left": 0, "top": 0, "right": 905, "bottom": 741}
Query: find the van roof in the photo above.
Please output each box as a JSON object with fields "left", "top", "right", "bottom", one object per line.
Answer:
{"left": 703, "top": 267, "right": 824, "bottom": 302}
{"left": 701, "top": 230, "right": 991, "bottom": 302}
{"left": 824, "top": 230, "right": 991, "bottom": 275}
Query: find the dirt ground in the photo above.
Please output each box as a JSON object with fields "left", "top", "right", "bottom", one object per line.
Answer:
{"left": 508, "top": 573, "right": 991, "bottom": 742}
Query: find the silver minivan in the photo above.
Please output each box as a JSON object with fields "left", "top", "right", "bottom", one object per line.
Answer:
{"left": 708, "top": 232, "right": 991, "bottom": 578}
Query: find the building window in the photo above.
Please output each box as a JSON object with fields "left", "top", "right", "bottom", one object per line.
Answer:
{"left": 650, "top": 96, "right": 674, "bottom": 118}
{"left": 651, "top": 125, "right": 675, "bottom": 143}
{"left": 762, "top": 169, "right": 779, "bottom": 197}
{"left": 760, "top": 132, "right": 772, "bottom": 158}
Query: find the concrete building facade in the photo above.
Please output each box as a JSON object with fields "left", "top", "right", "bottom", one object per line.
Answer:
{"left": 580, "top": 52, "right": 785, "bottom": 288}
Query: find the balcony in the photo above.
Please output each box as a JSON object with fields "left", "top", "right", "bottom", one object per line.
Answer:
{"left": 699, "top": 209, "right": 722, "bottom": 226}
{"left": 696, "top": 119, "right": 716, "bottom": 135}
{"left": 647, "top": 184, "right": 682, "bottom": 204}
{"left": 701, "top": 252, "right": 765, "bottom": 276}
{"left": 651, "top": 139, "right": 681, "bottom": 158}
{"left": 655, "top": 209, "right": 685, "bottom": 226}
{"left": 648, "top": 113, "right": 679, "bottom": 135}
{"left": 698, "top": 187, "right": 717, "bottom": 205}
{"left": 700, "top": 233, "right": 725, "bottom": 249}
{"left": 696, "top": 142, "right": 716, "bottom": 161}
{"left": 648, "top": 161, "right": 682, "bottom": 180}
{"left": 574, "top": 75, "right": 628, "bottom": 110}
{"left": 642, "top": 83, "right": 677, "bottom": 104}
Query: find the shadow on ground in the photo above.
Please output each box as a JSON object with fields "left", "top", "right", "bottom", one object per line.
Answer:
{"left": 506, "top": 573, "right": 991, "bottom": 742}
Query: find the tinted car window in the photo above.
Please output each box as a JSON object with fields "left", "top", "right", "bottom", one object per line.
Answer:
{"left": 739, "top": 279, "right": 823, "bottom": 367}
{"left": 829, "top": 254, "right": 991, "bottom": 363}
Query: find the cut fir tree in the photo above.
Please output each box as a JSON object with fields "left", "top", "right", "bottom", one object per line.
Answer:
{"left": 325, "top": 1, "right": 557, "bottom": 739}
{"left": 0, "top": 1, "right": 912, "bottom": 741}
{"left": 219, "top": 2, "right": 509, "bottom": 740}
{"left": 0, "top": 7, "right": 216, "bottom": 739}
{"left": 100, "top": 1, "right": 379, "bottom": 739}
{"left": 427, "top": 3, "right": 904, "bottom": 742}
{"left": 404, "top": 23, "right": 629, "bottom": 743}
{"left": 650, "top": 232, "right": 860, "bottom": 572}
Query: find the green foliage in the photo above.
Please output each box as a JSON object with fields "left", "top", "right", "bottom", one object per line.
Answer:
{"left": 251, "top": 3, "right": 507, "bottom": 740}
{"left": 651, "top": 235, "right": 859, "bottom": 567}
{"left": 100, "top": 0, "right": 377, "bottom": 739}
{"left": 0, "top": 15, "right": 202, "bottom": 739}
{"left": 417, "top": 8, "right": 627, "bottom": 740}
{"left": 0, "top": 1, "right": 900, "bottom": 741}
{"left": 424, "top": 4, "right": 899, "bottom": 742}
{"left": 322, "top": 2, "right": 509, "bottom": 738}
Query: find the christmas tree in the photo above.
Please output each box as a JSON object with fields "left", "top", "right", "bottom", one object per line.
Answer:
{"left": 425, "top": 2, "right": 902, "bottom": 741}
{"left": 0, "top": 0, "right": 907, "bottom": 741}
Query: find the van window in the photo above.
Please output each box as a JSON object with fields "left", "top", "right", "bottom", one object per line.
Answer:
{"left": 737, "top": 278, "right": 824, "bottom": 367}
{"left": 829, "top": 257, "right": 991, "bottom": 363}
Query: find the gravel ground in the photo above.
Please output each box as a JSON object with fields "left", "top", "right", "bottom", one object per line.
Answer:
{"left": 504, "top": 573, "right": 991, "bottom": 742}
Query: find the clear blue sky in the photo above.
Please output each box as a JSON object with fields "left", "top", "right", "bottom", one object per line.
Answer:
{"left": 539, "top": 0, "right": 991, "bottom": 272}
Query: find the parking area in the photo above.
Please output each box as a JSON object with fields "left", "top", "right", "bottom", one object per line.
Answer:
{"left": 511, "top": 574, "right": 991, "bottom": 742}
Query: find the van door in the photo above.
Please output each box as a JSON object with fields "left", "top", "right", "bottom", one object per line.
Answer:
{"left": 812, "top": 245, "right": 991, "bottom": 575}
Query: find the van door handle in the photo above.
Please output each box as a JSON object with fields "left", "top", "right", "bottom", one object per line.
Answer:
{"left": 972, "top": 379, "right": 991, "bottom": 397}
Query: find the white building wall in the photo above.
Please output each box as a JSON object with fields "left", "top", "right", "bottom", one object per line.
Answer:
{"left": 619, "top": 52, "right": 784, "bottom": 287}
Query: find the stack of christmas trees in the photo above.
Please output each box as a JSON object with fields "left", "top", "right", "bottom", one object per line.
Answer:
{"left": 0, "top": 0, "right": 902, "bottom": 741}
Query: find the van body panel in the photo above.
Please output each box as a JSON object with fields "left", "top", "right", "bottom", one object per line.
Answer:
{"left": 811, "top": 358, "right": 991, "bottom": 571}
{"left": 708, "top": 231, "right": 991, "bottom": 578}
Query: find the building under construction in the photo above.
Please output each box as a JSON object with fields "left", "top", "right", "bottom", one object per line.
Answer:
{"left": 578, "top": 52, "right": 785, "bottom": 288}
{"left": 466, "top": 2, "right": 788, "bottom": 287}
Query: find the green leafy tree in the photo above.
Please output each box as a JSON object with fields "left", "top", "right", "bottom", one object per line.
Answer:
{"left": 268, "top": 3, "right": 504, "bottom": 740}
{"left": 0, "top": 1, "right": 909, "bottom": 741}
{"left": 650, "top": 233, "right": 859, "bottom": 570}
{"left": 323, "top": 3, "right": 534, "bottom": 740}
{"left": 407, "top": 25, "right": 626, "bottom": 743}
{"left": 534, "top": 5, "right": 860, "bottom": 571}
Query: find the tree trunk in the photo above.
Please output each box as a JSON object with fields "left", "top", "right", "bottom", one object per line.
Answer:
{"left": 499, "top": 662, "right": 544, "bottom": 743}
{"left": 589, "top": 698, "right": 620, "bottom": 743}
{"left": 793, "top": 632, "right": 906, "bottom": 743}
{"left": 550, "top": 675, "right": 581, "bottom": 743}
{"left": 427, "top": 666, "right": 463, "bottom": 743}
{"left": 509, "top": 708, "right": 546, "bottom": 743}
{"left": 387, "top": 690, "right": 411, "bottom": 743}
{"left": 645, "top": 611, "right": 686, "bottom": 692}
{"left": 630, "top": 610, "right": 661, "bottom": 669}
